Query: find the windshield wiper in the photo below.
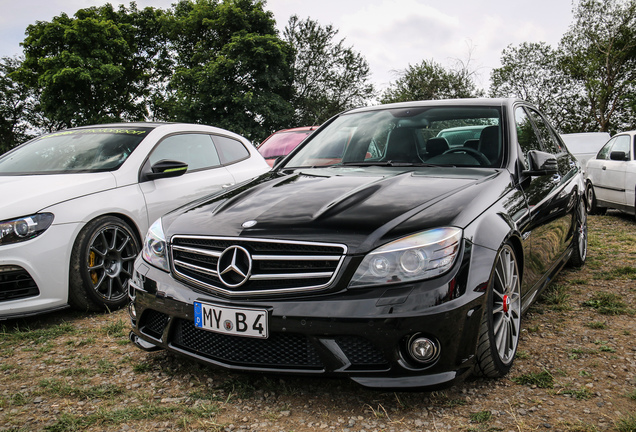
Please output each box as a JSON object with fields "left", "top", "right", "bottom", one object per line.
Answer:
{"left": 341, "top": 161, "right": 436, "bottom": 167}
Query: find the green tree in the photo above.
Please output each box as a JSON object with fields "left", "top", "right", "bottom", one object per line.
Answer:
{"left": 560, "top": 0, "right": 636, "bottom": 133}
{"left": 381, "top": 58, "right": 483, "bottom": 104}
{"left": 283, "top": 15, "right": 375, "bottom": 125}
{"left": 489, "top": 42, "right": 590, "bottom": 133}
{"left": 0, "top": 56, "right": 37, "bottom": 153}
{"left": 157, "top": 0, "right": 294, "bottom": 141}
{"left": 16, "top": 3, "right": 166, "bottom": 129}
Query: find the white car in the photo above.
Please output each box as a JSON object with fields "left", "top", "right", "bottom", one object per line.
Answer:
{"left": 0, "top": 123, "right": 269, "bottom": 318}
{"left": 585, "top": 130, "right": 636, "bottom": 215}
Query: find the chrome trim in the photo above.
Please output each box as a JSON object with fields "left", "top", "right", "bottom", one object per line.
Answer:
{"left": 252, "top": 254, "right": 341, "bottom": 261}
{"left": 250, "top": 272, "right": 334, "bottom": 280}
{"left": 172, "top": 245, "right": 222, "bottom": 258}
{"left": 173, "top": 260, "right": 218, "bottom": 277}
{"left": 169, "top": 235, "right": 347, "bottom": 297}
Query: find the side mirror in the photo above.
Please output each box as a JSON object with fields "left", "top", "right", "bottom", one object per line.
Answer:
{"left": 522, "top": 150, "right": 559, "bottom": 177}
{"left": 609, "top": 151, "right": 628, "bottom": 161}
{"left": 146, "top": 159, "right": 188, "bottom": 180}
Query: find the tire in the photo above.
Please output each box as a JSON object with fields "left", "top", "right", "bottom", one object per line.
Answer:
{"left": 568, "top": 197, "right": 587, "bottom": 267}
{"left": 69, "top": 216, "right": 140, "bottom": 312}
{"left": 586, "top": 183, "right": 606, "bottom": 215}
{"left": 474, "top": 243, "right": 521, "bottom": 378}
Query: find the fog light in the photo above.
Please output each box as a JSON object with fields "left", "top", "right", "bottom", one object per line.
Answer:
{"left": 128, "top": 301, "right": 137, "bottom": 320}
{"left": 408, "top": 335, "right": 439, "bottom": 363}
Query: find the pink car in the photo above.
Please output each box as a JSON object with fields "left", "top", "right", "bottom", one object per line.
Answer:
{"left": 258, "top": 126, "right": 318, "bottom": 167}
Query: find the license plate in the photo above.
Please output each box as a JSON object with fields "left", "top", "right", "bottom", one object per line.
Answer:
{"left": 194, "top": 301, "right": 268, "bottom": 339}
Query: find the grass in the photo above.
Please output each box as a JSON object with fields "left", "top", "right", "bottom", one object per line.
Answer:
{"left": 615, "top": 413, "right": 636, "bottom": 432}
{"left": 39, "top": 379, "right": 123, "bottom": 400}
{"left": 584, "top": 321, "right": 607, "bottom": 329}
{"left": 541, "top": 283, "right": 572, "bottom": 311}
{"left": 0, "top": 322, "right": 77, "bottom": 345}
{"left": 582, "top": 292, "right": 633, "bottom": 315}
{"left": 470, "top": 410, "right": 492, "bottom": 423}
{"left": 560, "top": 387, "right": 592, "bottom": 400}
{"left": 511, "top": 370, "right": 554, "bottom": 388}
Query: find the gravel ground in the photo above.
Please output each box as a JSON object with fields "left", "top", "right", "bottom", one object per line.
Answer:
{"left": 1, "top": 213, "right": 635, "bottom": 432}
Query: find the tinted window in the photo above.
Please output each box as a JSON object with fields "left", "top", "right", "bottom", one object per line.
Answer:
{"left": 514, "top": 107, "right": 542, "bottom": 169}
{"left": 525, "top": 108, "right": 563, "bottom": 154}
{"left": 150, "top": 134, "right": 221, "bottom": 171}
{"left": 213, "top": 135, "right": 250, "bottom": 164}
{"left": 0, "top": 127, "right": 151, "bottom": 174}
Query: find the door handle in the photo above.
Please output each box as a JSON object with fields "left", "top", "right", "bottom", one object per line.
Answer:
{"left": 602, "top": 166, "right": 607, "bottom": 170}
{"left": 222, "top": 183, "right": 235, "bottom": 188}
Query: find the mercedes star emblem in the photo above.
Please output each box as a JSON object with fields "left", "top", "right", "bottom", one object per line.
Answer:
{"left": 217, "top": 245, "right": 252, "bottom": 288}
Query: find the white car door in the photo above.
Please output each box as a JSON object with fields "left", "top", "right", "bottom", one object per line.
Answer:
{"left": 587, "top": 135, "right": 630, "bottom": 207}
{"left": 138, "top": 133, "right": 237, "bottom": 226}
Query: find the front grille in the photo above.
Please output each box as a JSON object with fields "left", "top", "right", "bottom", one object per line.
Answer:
{"left": 170, "top": 236, "right": 346, "bottom": 296}
{"left": 335, "top": 336, "right": 389, "bottom": 367}
{"left": 0, "top": 267, "right": 39, "bottom": 302}
{"left": 139, "top": 309, "right": 170, "bottom": 340}
{"left": 171, "top": 319, "right": 324, "bottom": 369}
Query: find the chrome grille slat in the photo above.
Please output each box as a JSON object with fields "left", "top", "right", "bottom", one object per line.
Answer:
{"left": 252, "top": 255, "right": 341, "bottom": 262}
{"left": 170, "top": 236, "right": 347, "bottom": 296}
{"left": 250, "top": 272, "right": 334, "bottom": 280}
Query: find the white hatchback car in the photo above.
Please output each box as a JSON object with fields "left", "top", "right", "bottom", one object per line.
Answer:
{"left": 585, "top": 130, "right": 636, "bottom": 215}
{"left": 0, "top": 123, "right": 269, "bottom": 318}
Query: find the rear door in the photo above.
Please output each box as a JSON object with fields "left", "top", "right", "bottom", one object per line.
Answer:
{"left": 514, "top": 105, "right": 579, "bottom": 300}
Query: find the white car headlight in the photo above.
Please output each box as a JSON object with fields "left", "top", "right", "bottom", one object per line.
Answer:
{"left": 0, "top": 213, "right": 54, "bottom": 246}
{"left": 142, "top": 219, "right": 169, "bottom": 272}
{"left": 348, "top": 227, "right": 462, "bottom": 288}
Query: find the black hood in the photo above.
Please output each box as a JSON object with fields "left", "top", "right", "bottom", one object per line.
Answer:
{"left": 162, "top": 166, "right": 505, "bottom": 254}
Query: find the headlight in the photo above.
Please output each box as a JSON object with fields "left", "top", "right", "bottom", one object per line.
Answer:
{"left": 348, "top": 227, "right": 462, "bottom": 288}
{"left": 142, "top": 219, "right": 169, "bottom": 272}
{"left": 0, "top": 213, "right": 54, "bottom": 246}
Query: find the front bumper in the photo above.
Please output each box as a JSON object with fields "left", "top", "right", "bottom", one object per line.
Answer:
{"left": 0, "top": 223, "right": 81, "bottom": 319}
{"left": 129, "top": 241, "right": 495, "bottom": 390}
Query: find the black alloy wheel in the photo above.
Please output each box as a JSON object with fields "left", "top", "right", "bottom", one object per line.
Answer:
{"left": 69, "top": 216, "right": 140, "bottom": 311}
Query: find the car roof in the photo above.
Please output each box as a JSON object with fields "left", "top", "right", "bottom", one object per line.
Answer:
{"left": 344, "top": 98, "right": 518, "bottom": 115}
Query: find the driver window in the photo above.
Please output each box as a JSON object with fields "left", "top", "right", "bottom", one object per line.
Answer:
{"left": 612, "top": 135, "right": 631, "bottom": 158}
{"left": 150, "top": 134, "right": 221, "bottom": 171}
{"left": 514, "top": 107, "right": 542, "bottom": 169}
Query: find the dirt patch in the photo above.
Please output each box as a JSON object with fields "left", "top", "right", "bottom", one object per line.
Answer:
{"left": 1, "top": 213, "right": 635, "bottom": 432}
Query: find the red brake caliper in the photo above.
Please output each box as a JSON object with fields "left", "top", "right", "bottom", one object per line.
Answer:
{"left": 503, "top": 295, "right": 510, "bottom": 314}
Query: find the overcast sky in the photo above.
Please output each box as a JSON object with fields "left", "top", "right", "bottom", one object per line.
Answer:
{"left": 0, "top": 0, "right": 575, "bottom": 92}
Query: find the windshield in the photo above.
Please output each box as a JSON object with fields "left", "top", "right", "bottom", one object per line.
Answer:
{"left": 259, "top": 130, "right": 313, "bottom": 159}
{"left": 284, "top": 106, "right": 503, "bottom": 168}
{"left": 0, "top": 127, "right": 153, "bottom": 175}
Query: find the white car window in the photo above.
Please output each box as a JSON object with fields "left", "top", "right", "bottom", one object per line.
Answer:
{"left": 213, "top": 135, "right": 250, "bottom": 165}
{"left": 150, "top": 134, "right": 221, "bottom": 171}
{"left": 612, "top": 135, "right": 631, "bottom": 158}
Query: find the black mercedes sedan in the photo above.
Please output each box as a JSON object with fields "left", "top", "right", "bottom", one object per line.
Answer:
{"left": 128, "top": 98, "right": 587, "bottom": 389}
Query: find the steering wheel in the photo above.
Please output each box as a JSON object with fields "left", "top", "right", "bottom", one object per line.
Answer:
{"left": 442, "top": 147, "right": 491, "bottom": 165}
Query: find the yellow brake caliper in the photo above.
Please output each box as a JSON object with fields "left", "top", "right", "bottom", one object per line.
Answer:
{"left": 89, "top": 251, "right": 98, "bottom": 285}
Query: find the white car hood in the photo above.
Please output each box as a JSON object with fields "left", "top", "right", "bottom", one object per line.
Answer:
{"left": 0, "top": 173, "right": 117, "bottom": 220}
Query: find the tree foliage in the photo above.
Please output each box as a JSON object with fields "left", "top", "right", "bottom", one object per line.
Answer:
{"left": 16, "top": 3, "right": 166, "bottom": 129}
{"left": 560, "top": 0, "right": 636, "bottom": 133}
{"left": 0, "top": 56, "right": 37, "bottom": 153}
{"left": 489, "top": 42, "right": 591, "bottom": 133}
{"left": 156, "top": 0, "right": 294, "bottom": 141}
{"left": 283, "top": 16, "right": 375, "bottom": 126}
{"left": 381, "top": 58, "right": 483, "bottom": 104}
